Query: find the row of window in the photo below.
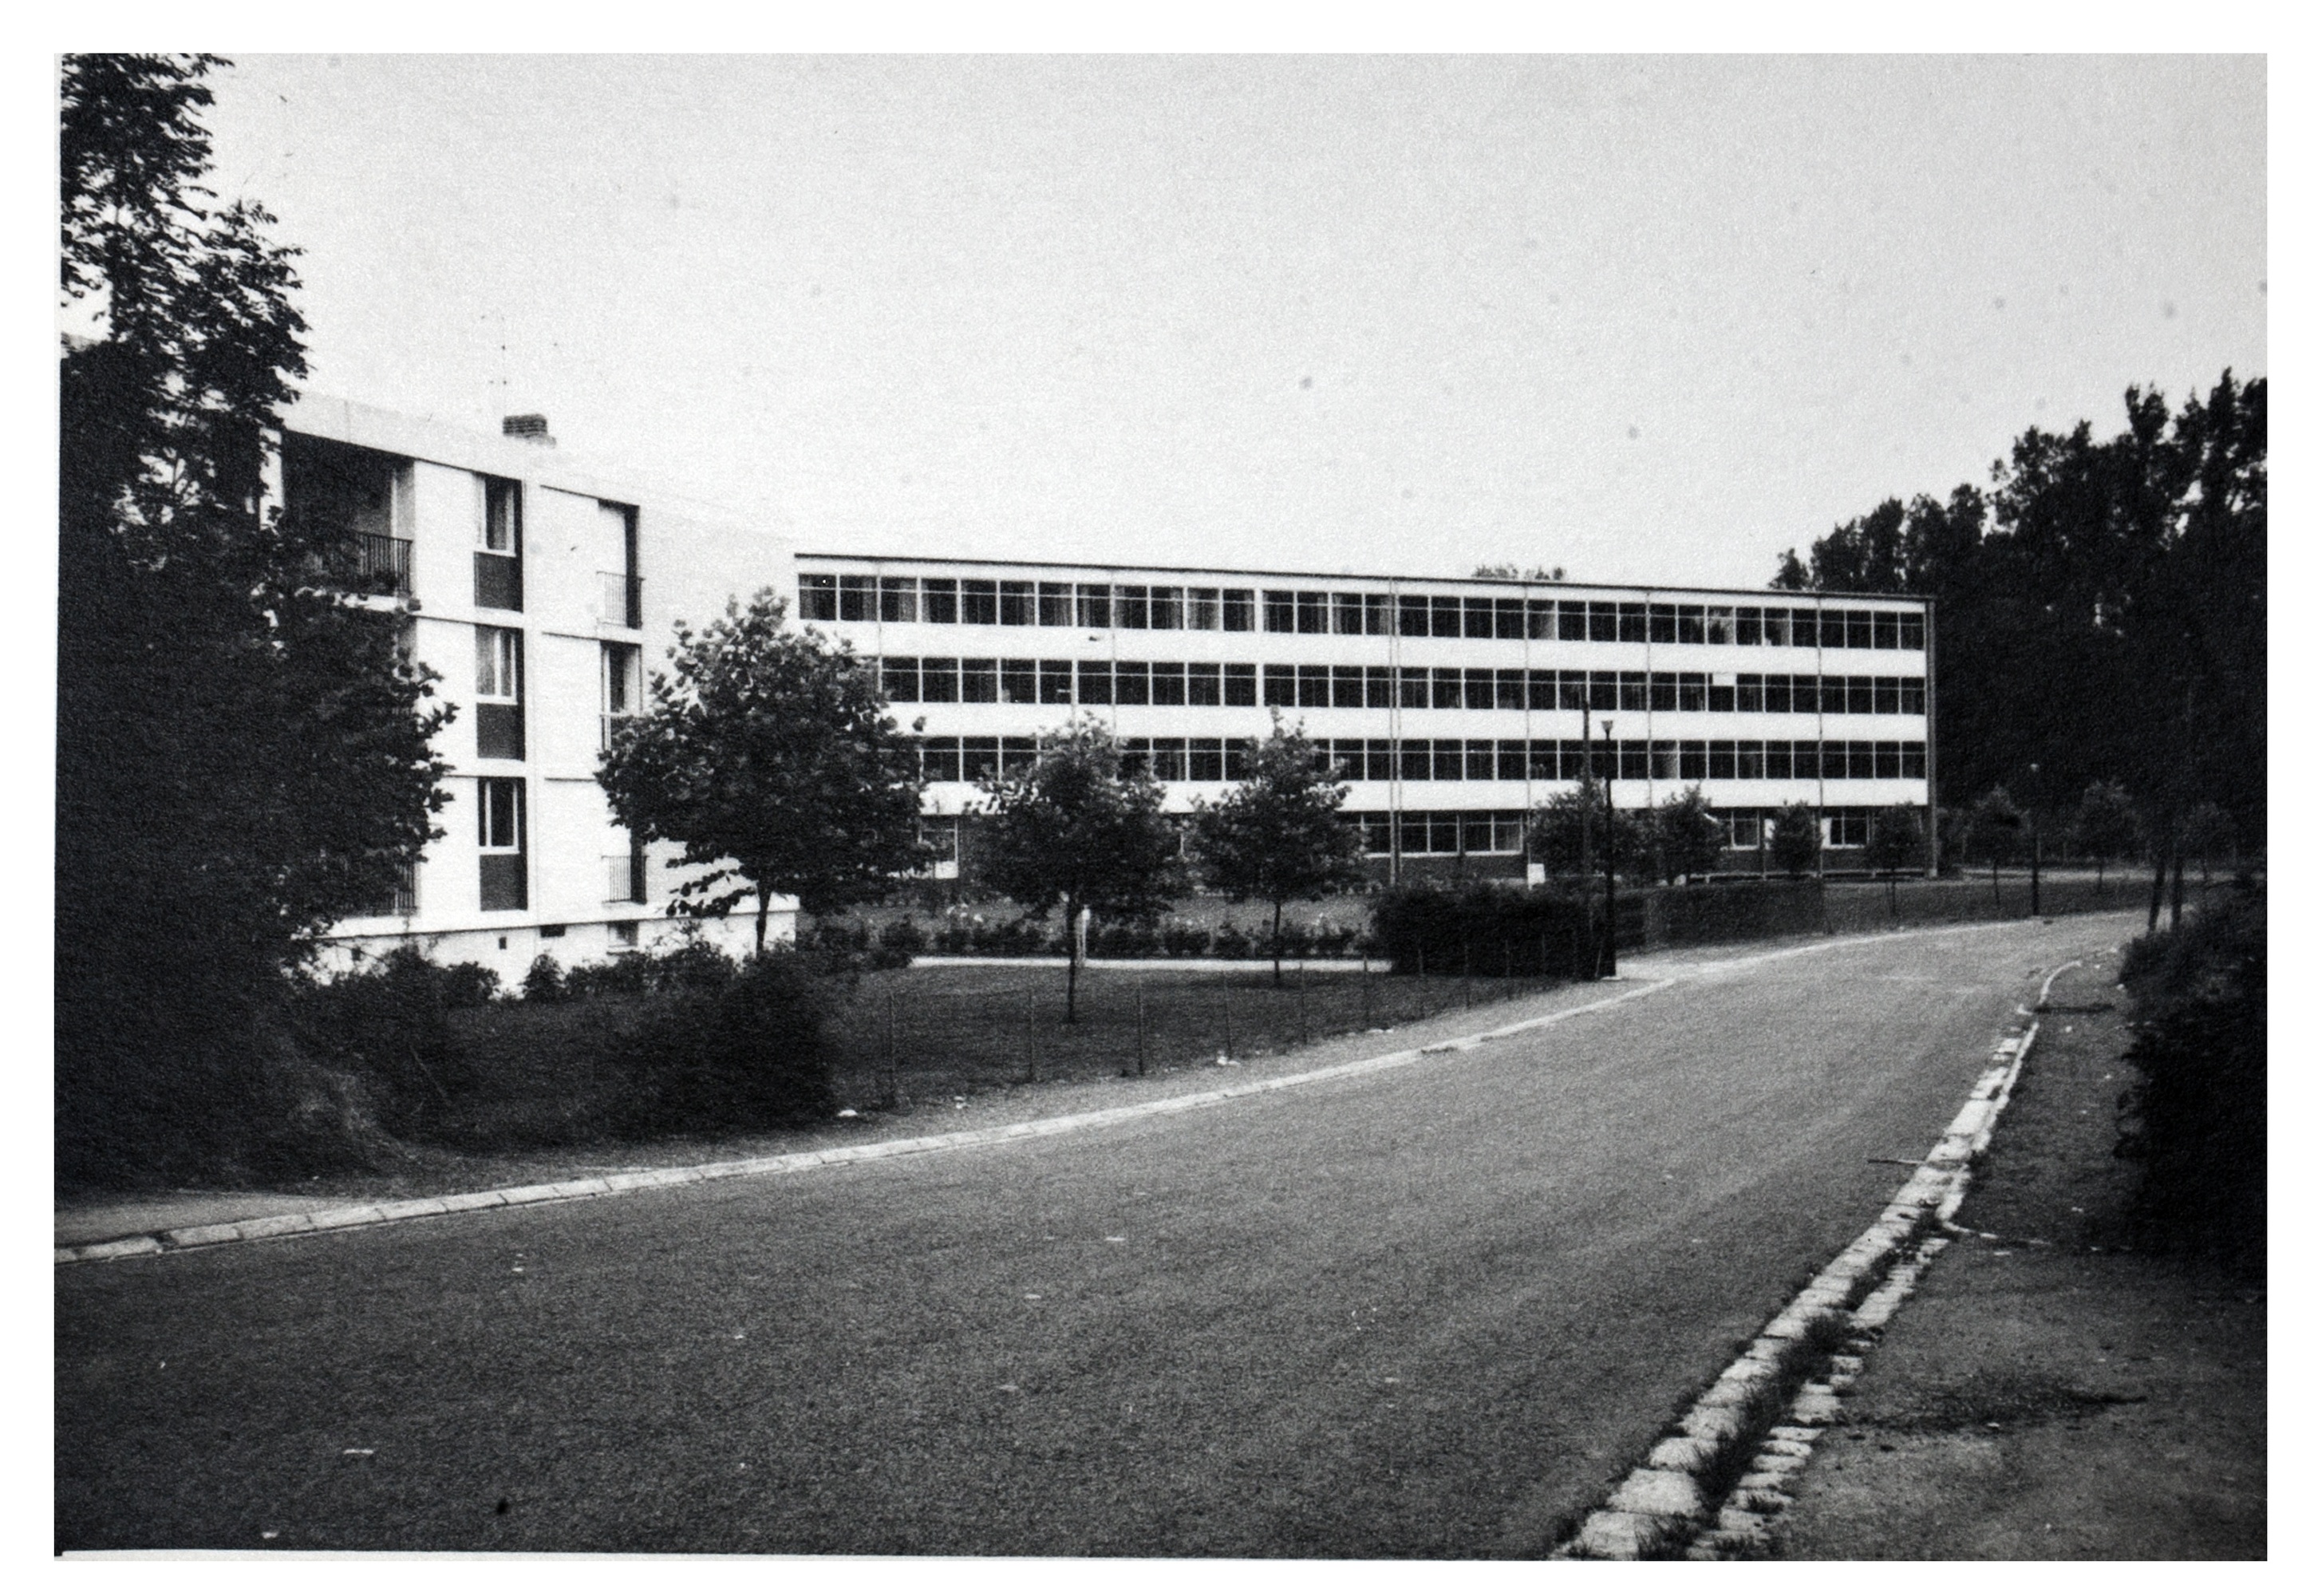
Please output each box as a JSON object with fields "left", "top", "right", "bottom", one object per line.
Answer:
{"left": 877, "top": 657, "right": 1925, "bottom": 717}
{"left": 910, "top": 735, "right": 1926, "bottom": 784}
{"left": 802, "top": 572, "right": 1923, "bottom": 650}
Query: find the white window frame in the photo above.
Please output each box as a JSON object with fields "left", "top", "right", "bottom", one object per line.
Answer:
{"left": 476, "top": 626, "right": 522, "bottom": 702}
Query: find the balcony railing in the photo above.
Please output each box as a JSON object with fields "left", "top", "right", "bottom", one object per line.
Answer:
{"left": 606, "top": 851, "right": 650, "bottom": 904}
{"left": 598, "top": 570, "right": 643, "bottom": 630}
{"left": 296, "top": 517, "right": 413, "bottom": 598}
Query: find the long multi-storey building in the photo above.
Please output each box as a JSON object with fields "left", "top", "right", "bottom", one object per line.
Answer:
{"left": 280, "top": 396, "right": 788, "bottom": 981}
{"left": 795, "top": 554, "right": 1935, "bottom": 882}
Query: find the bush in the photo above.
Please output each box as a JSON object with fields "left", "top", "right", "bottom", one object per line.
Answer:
{"left": 287, "top": 945, "right": 473, "bottom": 1140}
{"left": 1311, "top": 922, "right": 1359, "bottom": 957}
{"left": 2115, "top": 887, "right": 2265, "bottom": 1272}
{"left": 610, "top": 952, "right": 838, "bottom": 1133}
{"left": 437, "top": 961, "right": 502, "bottom": 1007}
{"left": 1371, "top": 883, "right": 1603, "bottom": 978}
{"left": 521, "top": 953, "right": 567, "bottom": 1003}
{"left": 1159, "top": 921, "right": 1211, "bottom": 957}
{"left": 879, "top": 917, "right": 928, "bottom": 957}
{"left": 1270, "top": 920, "right": 1314, "bottom": 959}
{"left": 935, "top": 921, "right": 976, "bottom": 954}
{"left": 1210, "top": 921, "right": 1254, "bottom": 959}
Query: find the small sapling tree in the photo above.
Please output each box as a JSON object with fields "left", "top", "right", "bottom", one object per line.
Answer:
{"left": 2072, "top": 780, "right": 2139, "bottom": 892}
{"left": 975, "top": 721, "right": 1183, "bottom": 1021}
{"left": 598, "top": 590, "right": 929, "bottom": 952}
{"left": 1862, "top": 804, "right": 1926, "bottom": 911}
{"left": 1767, "top": 803, "right": 1822, "bottom": 877}
{"left": 1652, "top": 785, "right": 1725, "bottom": 883}
{"left": 1191, "top": 717, "right": 1368, "bottom": 986}
{"left": 1969, "top": 787, "right": 2026, "bottom": 908}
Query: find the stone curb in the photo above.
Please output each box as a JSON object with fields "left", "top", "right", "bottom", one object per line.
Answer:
{"left": 1554, "top": 958, "right": 2083, "bottom": 1562}
{"left": 57, "top": 977, "right": 1679, "bottom": 1267}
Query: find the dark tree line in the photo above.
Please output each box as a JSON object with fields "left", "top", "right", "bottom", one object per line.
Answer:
{"left": 1771, "top": 373, "right": 2265, "bottom": 895}
{"left": 59, "top": 56, "right": 450, "bottom": 1181}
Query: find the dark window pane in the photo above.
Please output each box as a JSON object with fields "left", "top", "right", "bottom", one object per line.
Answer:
{"left": 1150, "top": 587, "right": 1184, "bottom": 630}
{"left": 1040, "top": 660, "right": 1073, "bottom": 704}
{"left": 1118, "top": 586, "right": 1151, "bottom": 629}
{"left": 1263, "top": 591, "right": 1296, "bottom": 632}
{"left": 1736, "top": 675, "right": 1763, "bottom": 713}
{"left": 962, "top": 580, "right": 997, "bottom": 625}
{"left": 1789, "top": 608, "right": 1818, "bottom": 649}
{"left": 881, "top": 577, "right": 918, "bottom": 623}
{"left": 922, "top": 658, "right": 959, "bottom": 701}
{"left": 1736, "top": 607, "right": 1763, "bottom": 646}
{"left": 1224, "top": 662, "right": 1257, "bottom": 705}
{"left": 1188, "top": 662, "right": 1221, "bottom": 705}
{"left": 1431, "top": 597, "right": 1462, "bottom": 638}
{"left": 1297, "top": 591, "right": 1328, "bottom": 634}
{"left": 922, "top": 579, "right": 958, "bottom": 623}
{"left": 1222, "top": 590, "right": 1255, "bottom": 630}
{"left": 1397, "top": 595, "right": 1429, "bottom": 637}
{"left": 838, "top": 575, "right": 873, "bottom": 621}
{"left": 1397, "top": 669, "right": 1429, "bottom": 709}
{"left": 1038, "top": 583, "right": 1073, "bottom": 626}
{"left": 962, "top": 737, "right": 1000, "bottom": 780}
{"left": 1465, "top": 669, "right": 1495, "bottom": 711}
{"left": 1619, "top": 602, "right": 1648, "bottom": 642}
{"left": 1076, "top": 584, "right": 1112, "bottom": 628}
{"left": 1677, "top": 605, "right": 1705, "bottom": 645}
{"left": 1076, "top": 660, "right": 1112, "bottom": 704}
{"left": 1189, "top": 738, "right": 1223, "bottom": 781}
{"left": 1152, "top": 662, "right": 1187, "bottom": 705}
{"left": 1116, "top": 661, "right": 1151, "bottom": 705}
{"left": 922, "top": 738, "right": 962, "bottom": 782}
{"left": 882, "top": 657, "right": 920, "bottom": 702}
{"left": 1331, "top": 666, "right": 1365, "bottom": 709}
{"left": 798, "top": 573, "right": 837, "bottom": 620}
{"left": 1000, "top": 659, "right": 1037, "bottom": 703}
{"left": 1431, "top": 670, "right": 1462, "bottom": 710}
{"left": 961, "top": 658, "right": 997, "bottom": 702}
{"left": 1263, "top": 665, "right": 1294, "bottom": 707}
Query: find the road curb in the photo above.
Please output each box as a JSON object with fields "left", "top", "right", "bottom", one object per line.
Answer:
{"left": 56, "top": 978, "right": 1679, "bottom": 1267}
{"left": 1554, "top": 958, "right": 2083, "bottom": 1562}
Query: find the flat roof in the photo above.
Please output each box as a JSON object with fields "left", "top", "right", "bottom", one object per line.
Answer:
{"left": 792, "top": 550, "right": 1923, "bottom": 606}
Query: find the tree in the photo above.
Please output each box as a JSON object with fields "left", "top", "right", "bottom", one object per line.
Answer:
{"left": 598, "top": 590, "right": 928, "bottom": 952}
{"left": 1968, "top": 787, "right": 2026, "bottom": 907}
{"left": 1767, "top": 803, "right": 1821, "bottom": 877}
{"left": 1526, "top": 778, "right": 1653, "bottom": 885}
{"left": 2180, "top": 801, "right": 2238, "bottom": 886}
{"left": 1862, "top": 805, "right": 1925, "bottom": 910}
{"left": 2072, "top": 780, "right": 2139, "bottom": 891}
{"left": 1652, "top": 786, "right": 1725, "bottom": 883}
{"left": 974, "top": 721, "right": 1183, "bottom": 1020}
{"left": 58, "top": 55, "right": 452, "bottom": 1181}
{"left": 1192, "top": 718, "right": 1368, "bottom": 986}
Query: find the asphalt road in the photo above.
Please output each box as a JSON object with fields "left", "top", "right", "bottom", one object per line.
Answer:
{"left": 56, "top": 914, "right": 2136, "bottom": 1556}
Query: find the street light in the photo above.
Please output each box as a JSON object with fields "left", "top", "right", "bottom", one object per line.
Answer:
{"left": 1601, "top": 717, "right": 1617, "bottom": 978}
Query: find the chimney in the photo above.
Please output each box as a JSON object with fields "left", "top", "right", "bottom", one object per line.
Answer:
{"left": 503, "top": 413, "right": 555, "bottom": 446}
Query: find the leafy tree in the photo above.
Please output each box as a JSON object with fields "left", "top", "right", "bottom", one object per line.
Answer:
{"left": 1968, "top": 786, "right": 2027, "bottom": 906}
{"left": 1652, "top": 786, "right": 1724, "bottom": 883}
{"left": 2180, "top": 801, "right": 2238, "bottom": 886}
{"left": 599, "top": 589, "right": 928, "bottom": 952}
{"left": 58, "top": 54, "right": 452, "bottom": 1182}
{"left": 1526, "top": 778, "right": 1651, "bottom": 884}
{"left": 974, "top": 721, "right": 1183, "bottom": 1020}
{"left": 1191, "top": 717, "right": 1367, "bottom": 986}
{"left": 1767, "top": 803, "right": 1821, "bottom": 877}
{"left": 1862, "top": 804, "right": 1925, "bottom": 910}
{"left": 2071, "top": 780, "right": 2139, "bottom": 891}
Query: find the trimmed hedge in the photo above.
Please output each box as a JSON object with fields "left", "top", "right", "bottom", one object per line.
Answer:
{"left": 1370, "top": 883, "right": 1607, "bottom": 978}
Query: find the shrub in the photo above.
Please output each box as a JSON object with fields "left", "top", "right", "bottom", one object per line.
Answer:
{"left": 1311, "top": 922, "right": 1359, "bottom": 957}
{"left": 286, "top": 945, "right": 472, "bottom": 1140}
{"left": 879, "top": 917, "right": 928, "bottom": 957}
{"left": 1210, "top": 921, "right": 1254, "bottom": 958}
{"left": 1159, "top": 921, "right": 1211, "bottom": 957}
{"left": 521, "top": 953, "right": 567, "bottom": 1003}
{"left": 1270, "top": 920, "right": 1314, "bottom": 959}
{"left": 437, "top": 961, "right": 502, "bottom": 1008}
{"left": 935, "top": 921, "right": 976, "bottom": 954}
{"left": 610, "top": 951, "right": 837, "bottom": 1133}
{"left": 2115, "top": 887, "right": 2265, "bottom": 1272}
{"left": 1371, "top": 883, "right": 1602, "bottom": 978}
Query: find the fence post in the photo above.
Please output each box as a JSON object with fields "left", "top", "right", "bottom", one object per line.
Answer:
{"left": 1361, "top": 954, "right": 1372, "bottom": 1030}
{"left": 1027, "top": 990, "right": 1039, "bottom": 1084}
{"left": 1297, "top": 963, "right": 1309, "bottom": 1048}
{"left": 1417, "top": 947, "right": 1427, "bottom": 1016}
{"left": 1135, "top": 982, "right": 1147, "bottom": 1077}
{"left": 1462, "top": 940, "right": 1473, "bottom": 1009}
{"left": 1221, "top": 978, "right": 1234, "bottom": 1061}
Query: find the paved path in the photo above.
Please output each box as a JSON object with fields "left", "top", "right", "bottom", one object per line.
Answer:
{"left": 56, "top": 915, "right": 2138, "bottom": 1555}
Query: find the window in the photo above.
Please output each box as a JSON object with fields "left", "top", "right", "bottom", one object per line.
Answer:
{"left": 1792, "top": 741, "right": 1819, "bottom": 780}
{"left": 1118, "top": 586, "right": 1151, "bottom": 629}
{"left": 1649, "top": 604, "right": 1678, "bottom": 644}
{"left": 1332, "top": 593, "right": 1366, "bottom": 634}
{"left": 1297, "top": 591, "right": 1329, "bottom": 634}
{"left": 881, "top": 576, "right": 918, "bottom": 623}
{"left": 1620, "top": 670, "right": 1649, "bottom": 712}
{"left": 1902, "top": 741, "right": 1926, "bottom": 778}
{"left": 1708, "top": 676, "right": 1735, "bottom": 713}
{"left": 480, "top": 478, "right": 520, "bottom": 553}
{"left": 477, "top": 777, "right": 526, "bottom": 911}
{"left": 1736, "top": 674, "right": 1763, "bottom": 713}
{"left": 922, "top": 579, "right": 959, "bottom": 624}
{"left": 476, "top": 626, "right": 521, "bottom": 701}
{"left": 1076, "top": 660, "right": 1113, "bottom": 704}
{"left": 961, "top": 658, "right": 997, "bottom": 702}
{"left": 1076, "top": 584, "right": 1112, "bottom": 628}
{"left": 1463, "top": 599, "right": 1495, "bottom": 641}
{"left": 1263, "top": 591, "right": 1296, "bottom": 632}
{"left": 1874, "top": 611, "right": 1901, "bottom": 650}
{"left": 1465, "top": 670, "right": 1496, "bottom": 712}
{"left": 999, "top": 581, "right": 1033, "bottom": 626}
{"left": 1000, "top": 658, "right": 1037, "bottom": 704}
{"left": 1396, "top": 668, "right": 1429, "bottom": 710}
{"left": 1433, "top": 740, "right": 1463, "bottom": 780}
{"left": 1149, "top": 739, "right": 1187, "bottom": 781}
{"left": 1152, "top": 662, "right": 1187, "bottom": 705}
{"left": 1150, "top": 587, "right": 1184, "bottom": 630}
{"left": 1431, "top": 669, "right": 1463, "bottom": 711}
{"left": 838, "top": 575, "right": 873, "bottom": 621}
{"left": 962, "top": 579, "right": 997, "bottom": 625}
{"left": 1874, "top": 677, "right": 1901, "bottom": 715}
{"left": 1789, "top": 609, "right": 1819, "bottom": 650}
{"left": 1677, "top": 605, "right": 1705, "bottom": 645}
{"left": 1039, "top": 660, "right": 1073, "bottom": 705}
{"left": 1705, "top": 606, "right": 1734, "bottom": 645}
{"left": 1188, "top": 662, "right": 1221, "bottom": 705}
{"left": 1619, "top": 602, "right": 1649, "bottom": 643}
{"left": 1764, "top": 675, "right": 1793, "bottom": 714}
{"left": 1764, "top": 608, "right": 1791, "bottom": 646}
{"left": 1397, "top": 595, "right": 1430, "bottom": 638}
{"left": 1430, "top": 596, "right": 1462, "bottom": 638}
{"left": 1001, "top": 737, "right": 1038, "bottom": 778}
{"left": 922, "top": 737, "right": 962, "bottom": 782}
{"left": 1116, "top": 661, "right": 1151, "bottom": 705}
{"left": 1708, "top": 741, "right": 1736, "bottom": 780}
{"left": 1901, "top": 678, "right": 1925, "bottom": 716}
{"left": 1736, "top": 741, "right": 1765, "bottom": 780}
{"left": 961, "top": 737, "right": 1000, "bottom": 780}
{"left": 1399, "top": 741, "right": 1432, "bottom": 781}
{"left": 1297, "top": 665, "right": 1330, "bottom": 708}
{"left": 1652, "top": 742, "right": 1680, "bottom": 780}
{"left": 1680, "top": 741, "right": 1707, "bottom": 780}
{"left": 601, "top": 642, "right": 641, "bottom": 749}
{"left": 1189, "top": 738, "right": 1223, "bottom": 780}
{"left": 1899, "top": 612, "right": 1925, "bottom": 651}
{"left": 1223, "top": 738, "right": 1254, "bottom": 780}
{"left": 1331, "top": 666, "right": 1365, "bottom": 709}
{"left": 1678, "top": 673, "right": 1707, "bottom": 713}
{"left": 1223, "top": 662, "right": 1257, "bottom": 706}
{"left": 882, "top": 657, "right": 921, "bottom": 701}
{"left": 922, "top": 658, "right": 959, "bottom": 701}
{"left": 1222, "top": 589, "right": 1255, "bottom": 630}
{"left": 1188, "top": 588, "right": 1221, "bottom": 630}
{"left": 1037, "top": 583, "right": 1073, "bottom": 627}
{"left": 1263, "top": 665, "right": 1294, "bottom": 707}
{"left": 1736, "top": 607, "right": 1763, "bottom": 646}
{"left": 1791, "top": 675, "right": 1818, "bottom": 715}
{"left": 799, "top": 573, "right": 838, "bottom": 620}
{"left": 1494, "top": 671, "right": 1525, "bottom": 711}
{"left": 1529, "top": 599, "right": 1562, "bottom": 641}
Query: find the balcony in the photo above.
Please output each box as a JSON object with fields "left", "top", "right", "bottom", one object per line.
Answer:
{"left": 605, "top": 851, "right": 650, "bottom": 904}
{"left": 298, "top": 520, "right": 413, "bottom": 598}
{"left": 598, "top": 570, "right": 643, "bottom": 630}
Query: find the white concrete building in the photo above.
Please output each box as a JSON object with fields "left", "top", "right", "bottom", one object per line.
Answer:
{"left": 281, "top": 397, "right": 792, "bottom": 982}
{"left": 794, "top": 554, "right": 1935, "bottom": 882}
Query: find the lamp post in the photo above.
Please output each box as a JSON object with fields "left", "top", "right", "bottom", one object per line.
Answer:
{"left": 2027, "top": 761, "right": 2042, "bottom": 917}
{"left": 1601, "top": 717, "right": 1618, "bottom": 978}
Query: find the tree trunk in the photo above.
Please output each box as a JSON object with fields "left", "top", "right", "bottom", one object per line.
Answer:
{"left": 2146, "top": 843, "right": 2168, "bottom": 935}
{"left": 1271, "top": 899, "right": 1284, "bottom": 988}
{"left": 1064, "top": 895, "right": 1080, "bottom": 1024}
{"left": 2170, "top": 835, "right": 2187, "bottom": 930}
{"left": 756, "top": 888, "right": 769, "bottom": 954}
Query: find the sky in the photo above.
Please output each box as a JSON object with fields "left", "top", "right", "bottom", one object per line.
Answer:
{"left": 190, "top": 53, "right": 2266, "bottom": 590}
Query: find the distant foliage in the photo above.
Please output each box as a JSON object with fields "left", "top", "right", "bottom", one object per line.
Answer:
{"left": 1861, "top": 805, "right": 1926, "bottom": 875}
{"left": 1767, "top": 803, "right": 1821, "bottom": 877}
{"left": 1191, "top": 717, "right": 1366, "bottom": 982}
{"left": 1370, "top": 883, "right": 1605, "bottom": 979}
{"left": 1653, "top": 786, "right": 1726, "bottom": 882}
{"left": 609, "top": 953, "right": 839, "bottom": 1134}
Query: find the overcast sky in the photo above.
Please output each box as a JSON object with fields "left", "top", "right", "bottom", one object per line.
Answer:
{"left": 194, "top": 54, "right": 2265, "bottom": 589}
